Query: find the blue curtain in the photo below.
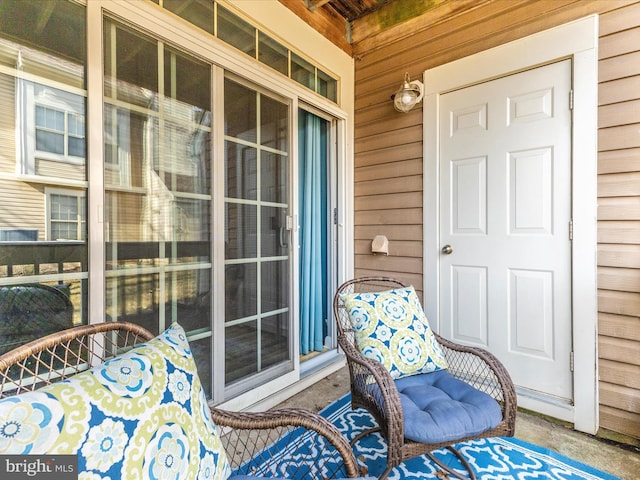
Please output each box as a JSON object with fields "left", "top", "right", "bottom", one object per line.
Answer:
{"left": 299, "top": 111, "right": 327, "bottom": 355}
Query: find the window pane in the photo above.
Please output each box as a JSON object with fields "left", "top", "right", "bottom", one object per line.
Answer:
{"left": 160, "top": 120, "right": 211, "bottom": 195}
{"left": 258, "top": 32, "right": 288, "bottom": 75}
{"left": 68, "top": 136, "right": 85, "bottom": 158}
{"left": 164, "top": 47, "right": 211, "bottom": 112}
{"left": 261, "top": 206, "right": 287, "bottom": 258}
{"left": 0, "top": 0, "right": 85, "bottom": 73}
{"left": 261, "top": 95, "right": 288, "bottom": 151}
{"left": 28, "top": 84, "right": 86, "bottom": 170}
{"left": 261, "top": 261, "right": 288, "bottom": 312}
{"left": 291, "top": 52, "right": 315, "bottom": 90}
{"left": 163, "top": 0, "right": 214, "bottom": 34}
{"left": 226, "top": 320, "right": 257, "bottom": 384}
{"left": 51, "top": 194, "right": 77, "bottom": 221}
{"left": 224, "top": 79, "right": 257, "bottom": 143}
{"left": 0, "top": 280, "right": 86, "bottom": 355}
{"left": 225, "top": 203, "right": 257, "bottom": 259}
{"left": 36, "top": 130, "right": 64, "bottom": 154}
{"left": 261, "top": 313, "right": 289, "bottom": 370}
{"left": 225, "top": 142, "right": 256, "bottom": 200}
{"left": 225, "top": 263, "right": 257, "bottom": 320}
{"left": 104, "top": 23, "right": 158, "bottom": 108}
{"left": 217, "top": 6, "right": 255, "bottom": 57}
{"left": 261, "top": 152, "right": 288, "bottom": 204}
{"left": 68, "top": 113, "right": 84, "bottom": 136}
{"left": 318, "top": 69, "right": 338, "bottom": 102}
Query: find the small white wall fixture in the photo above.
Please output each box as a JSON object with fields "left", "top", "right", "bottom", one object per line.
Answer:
{"left": 423, "top": 16, "right": 599, "bottom": 434}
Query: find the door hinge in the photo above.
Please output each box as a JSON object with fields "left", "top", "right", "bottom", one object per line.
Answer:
{"left": 569, "top": 89, "right": 574, "bottom": 111}
{"left": 568, "top": 220, "right": 574, "bottom": 240}
{"left": 333, "top": 208, "right": 338, "bottom": 225}
{"left": 570, "top": 351, "right": 575, "bottom": 372}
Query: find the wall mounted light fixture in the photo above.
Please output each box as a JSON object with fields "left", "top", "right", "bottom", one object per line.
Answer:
{"left": 392, "top": 72, "right": 424, "bottom": 113}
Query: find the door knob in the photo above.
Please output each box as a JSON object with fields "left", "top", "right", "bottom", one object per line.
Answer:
{"left": 441, "top": 244, "right": 453, "bottom": 255}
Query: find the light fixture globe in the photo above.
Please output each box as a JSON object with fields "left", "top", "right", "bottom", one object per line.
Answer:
{"left": 393, "top": 73, "right": 424, "bottom": 113}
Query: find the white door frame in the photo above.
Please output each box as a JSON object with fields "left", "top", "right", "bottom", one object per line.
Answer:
{"left": 423, "top": 15, "right": 599, "bottom": 434}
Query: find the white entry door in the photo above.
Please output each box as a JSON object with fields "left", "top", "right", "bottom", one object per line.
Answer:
{"left": 439, "top": 60, "right": 573, "bottom": 403}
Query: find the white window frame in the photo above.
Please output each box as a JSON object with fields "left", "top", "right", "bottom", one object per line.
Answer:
{"left": 45, "top": 187, "right": 86, "bottom": 241}
{"left": 18, "top": 80, "right": 86, "bottom": 176}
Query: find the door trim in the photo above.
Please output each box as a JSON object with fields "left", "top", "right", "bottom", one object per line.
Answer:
{"left": 423, "top": 16, "right": 598, "bottom": 434}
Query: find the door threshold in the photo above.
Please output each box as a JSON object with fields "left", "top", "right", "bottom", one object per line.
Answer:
{"left": 516, "top": 386, "right": 574, "bottom": 424}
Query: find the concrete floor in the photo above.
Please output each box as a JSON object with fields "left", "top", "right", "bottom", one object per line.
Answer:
{"left": 275, "top": 367, "right": 640, "bottom": 480}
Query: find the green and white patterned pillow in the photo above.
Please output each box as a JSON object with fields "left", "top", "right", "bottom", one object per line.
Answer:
{"left": 0, "top": 323, "right": 230, "bottom": 480}
{"left": 340, "top": 285, "right": 448, "bottom": 379}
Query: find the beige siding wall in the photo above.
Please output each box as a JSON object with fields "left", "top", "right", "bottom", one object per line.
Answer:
{"left": 597, "top": 2, "right": 640, "bottom": 441}
{"left": 0, "top": 73, "right": 45, "bottom": 240}
{"left": 353, "top": 0, "right": 640, "bottom": 441}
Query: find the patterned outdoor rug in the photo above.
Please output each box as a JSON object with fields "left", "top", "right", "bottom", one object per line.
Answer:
{"left": 239, "top": 393, "right": 620, "bottom": 479}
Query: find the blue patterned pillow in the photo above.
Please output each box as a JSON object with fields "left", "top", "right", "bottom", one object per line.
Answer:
{"left": 340, "top": 286, "right": 448, "bottom": 379}
{"left": 0, "top": 323, "right": 230, "bottom": 480}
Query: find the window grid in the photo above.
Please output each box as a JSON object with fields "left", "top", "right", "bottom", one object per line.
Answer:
{"left": 155, "top": 0, "right": 338, "bottom": 103}
{"left": 35, "top": 105, "right": 86, "bottom": 159}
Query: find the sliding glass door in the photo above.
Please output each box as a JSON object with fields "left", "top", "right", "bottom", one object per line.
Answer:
{"left": 224, "top": 78, "right": 292, "bottom": 395}
{"left": 1, "top": 0, "right": 347, "bottom": 408}
{"left": 103, "top": 19, "right": 213, "bottom": 395}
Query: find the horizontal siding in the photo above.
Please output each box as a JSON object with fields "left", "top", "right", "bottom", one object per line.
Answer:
{"left": 598, "top": 266, "right": 640, "bottom": 292}
{"left": 598, "top": 196, "right": 640, "bottom": 220}
{"left": 598, "top": 290, "right": 640, "bottom": 317}
{"left": 598, "top": 148, "right": 640, "bottom": 174}
{"left": 598, "top": 1, "right": 640, "bottom": 439}
{"left": 599, "top": 313, "right": 640, "bottom": 342}
{"left": 600, "top": 382, "right": 640, "bottom": 417}
{"left": 0, "top": 73, "right": 16, "bottom": 173}
{"left": 0, "top": 179, "right": 45, "bottom": 240}
{"left": 599, "top": 76, "right": 640, "bottom": 106}
{"left": 598, "top": 244, "right": 640, "bottom": 268}
{"left": 599, "top": 406, "right": 640, "bottom": 439}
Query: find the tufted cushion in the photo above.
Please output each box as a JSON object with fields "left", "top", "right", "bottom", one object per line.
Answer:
{"left": 0, "top": 323, "right": 230, "bottom": 480}
{"left": 340, "top": 286, "right": 448, "bottom": 379}
{"left": 394, "top": 370, "right": 502, "bottom": 443}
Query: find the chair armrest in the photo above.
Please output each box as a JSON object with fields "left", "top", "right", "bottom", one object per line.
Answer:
{"left": 210, "top": 406, "right": 363, "bottom": 479}
{"left": 434, "top": 332, "right": 517, "bottom": 433}
{"left": 337, "top": 336, "right": 405, "bottom": 450}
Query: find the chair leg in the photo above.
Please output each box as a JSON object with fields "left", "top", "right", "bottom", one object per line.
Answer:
{"left": 426, "top": 446, "right": 477, "bottom": 480}
{"left": 377, "top": 465, "right": 393, "bottom": 480}
{"left": 350, "top": 426, "right": 381, "bottom": 447}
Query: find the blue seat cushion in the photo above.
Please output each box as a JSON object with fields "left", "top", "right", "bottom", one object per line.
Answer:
{"left": 394, "top": 369, "right": 502, "bottom": 444}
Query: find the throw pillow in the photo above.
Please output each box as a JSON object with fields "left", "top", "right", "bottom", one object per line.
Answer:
{"left": 0, "top": 323, "right": 231, "bottom": 480}
{"left": 340, "top": 285, "right": 448, "bottom": 379}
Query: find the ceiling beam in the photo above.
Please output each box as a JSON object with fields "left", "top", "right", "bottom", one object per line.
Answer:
{"left": 278, "top": 0, "right": 352, "bottom": 54}
{"left": 307, "top": 0, "right": 333, "bottom": 12}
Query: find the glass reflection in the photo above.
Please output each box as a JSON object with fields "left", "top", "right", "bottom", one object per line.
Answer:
{"left": 103, "top": 20, "right": 212, "bottom": 370}
{"left": 0, "top": 0, "right": 87, "bottom": 353}
{"left": 224, "top": 76, "right": 291, "bottom": 389}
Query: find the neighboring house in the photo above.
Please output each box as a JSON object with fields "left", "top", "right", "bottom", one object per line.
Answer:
{"left": 0, "top": 0, "right": 637, "bottom": 447}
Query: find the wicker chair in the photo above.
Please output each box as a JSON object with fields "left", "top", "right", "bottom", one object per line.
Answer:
{"left": 334, "top": 277, "right": 517, "bottom": 480}
{"left": 0, "top": 321, "right": 365, "bottom": 479}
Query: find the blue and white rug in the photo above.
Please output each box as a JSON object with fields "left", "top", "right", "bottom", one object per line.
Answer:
{"left": 240, "top": 393, "right": 620, "bottom": 479}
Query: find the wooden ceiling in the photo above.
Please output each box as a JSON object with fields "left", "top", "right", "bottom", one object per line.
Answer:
{"left": 278, "top": 0, "right": 492, "bottom": 57}
{"left": 306, "top": 0, "right": 393, "bottom": 22}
